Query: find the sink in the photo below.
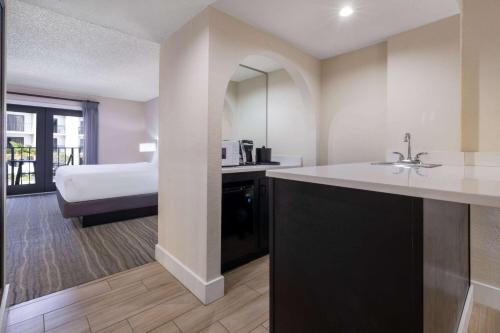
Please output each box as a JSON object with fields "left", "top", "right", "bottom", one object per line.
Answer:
{"left": 371, "top": 161, "right": 442, "bottom": 168}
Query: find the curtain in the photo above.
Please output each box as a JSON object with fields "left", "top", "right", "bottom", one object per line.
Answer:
{"left": 82, "top": 101, "right": 99, "bottom": 164}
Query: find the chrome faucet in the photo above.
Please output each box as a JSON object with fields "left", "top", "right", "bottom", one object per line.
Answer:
{"left": 404, "top": 132, "right": 412, "bottom": 161}
{"left": 393, "top": 133, "right": 427, "bottom": 164}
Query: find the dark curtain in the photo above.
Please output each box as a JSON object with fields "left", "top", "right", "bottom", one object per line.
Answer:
{"left": 82, "top": 101, "right": 99, "bottom": 164}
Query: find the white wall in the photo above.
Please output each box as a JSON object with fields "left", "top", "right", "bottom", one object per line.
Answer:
{"left": 222, "top": 69, "right": 314, "bottom": 166}
{"left": 461, "top": 0, "right": 500, "bottom": 292}
{"left": 6, "top": 85, "right": 152, "bottom": 164}
{"left": 268, "top": 69, "right": 314, "bottom": 165}
{"left": 157, "top": 7, "right": 320, "bottom": 303}
{"left": 97, "top": 97, "right": 148, "bottom": 164}
{"left": 319, "top": 43, "right": 387, "bottom": 165}
{"left": 462, "top": 0, "right": 500, "bottom": 152}
{"left": 222, "top": 81, "right": 238, "bottom": 141}
{"left": 387, "top": 15, "right": 461, "bottom": 154}
{"left": 234, "top": 75, "right": 267, "bottom": 149}
{"left": 144, "top": 97, "right": 160, "bottom": 162}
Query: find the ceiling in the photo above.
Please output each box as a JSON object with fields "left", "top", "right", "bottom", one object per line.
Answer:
{"left": 213, "top": 0, "right": 460, "bottom": 59}
{"left": 7, "top": 0, "right": 216, "bottom": 102}
{"left": 16, "top": 0, "right": 217, "bottom": 43}
{"left": 231, "top": 55, "right": 283, "bottom": 82}
{"left": 7, "top": 0, "right": 460, "bottom": 102}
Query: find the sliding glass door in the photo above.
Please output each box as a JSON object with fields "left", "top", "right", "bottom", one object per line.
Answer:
{"left": 6, "top": 104, "right": 83, "bottom": 195}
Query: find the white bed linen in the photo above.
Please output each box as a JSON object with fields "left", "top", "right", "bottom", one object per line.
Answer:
{"left": 55, "top": 162, "right": 158, "bottom": 202}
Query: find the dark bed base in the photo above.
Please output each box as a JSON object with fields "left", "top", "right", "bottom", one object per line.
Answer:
{"left": 56, "top": 189, "right": 158, "bottom": 228}
{"left": 80, "top": 206, "right": 158, "bottom": 227}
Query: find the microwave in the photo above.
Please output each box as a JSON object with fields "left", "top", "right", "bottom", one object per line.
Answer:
{"left": 222, "top": 140, "right": 240, "bottom": 167}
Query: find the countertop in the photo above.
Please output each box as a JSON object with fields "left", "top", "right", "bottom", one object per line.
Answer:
{"left": 222, "top": 163, "right": 301, "bottom": 174}
{"left": 266, "top": 163, "right": 500, "bottom": 208}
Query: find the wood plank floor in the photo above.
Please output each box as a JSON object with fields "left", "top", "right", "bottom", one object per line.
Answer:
{"left": 6, "top": 256, "right": 270, "bottom": 333}
{"left": 468, "top": 303, "right": 500, "bottom": 333}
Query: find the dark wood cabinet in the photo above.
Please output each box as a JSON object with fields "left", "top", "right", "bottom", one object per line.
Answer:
{"left": 269, "top": 179, "right": 469, "bottom": 333}
{"left": 221, "top": 171, "right": 269, "bottom": 272}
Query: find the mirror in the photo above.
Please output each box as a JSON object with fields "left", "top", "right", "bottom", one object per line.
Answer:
{"left": 222, "top": 65, "right": 267, "bottom": 150}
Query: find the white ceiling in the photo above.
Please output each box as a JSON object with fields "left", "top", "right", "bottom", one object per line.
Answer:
{"left": 7, "top": 0, "right": 162, "bottom": 102}
{"left": 7, "top": 0, "right": 217, "bottom": 102}
{"left": 212, "top": 0, "right": 460, "bottom": 59}
{"left": 231, "top": 55, "right": 283, "bottom": 82}
{"left": 6, "top": 0, "right": 460, "bottom": 102}
{"left": 16, "top": 0, "right": 217, "bottom": 43}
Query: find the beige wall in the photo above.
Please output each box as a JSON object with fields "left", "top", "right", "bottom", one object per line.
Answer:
{"left": 387, "top": 16, "right": 461, "bottom": 154}
{"left": 319, "top": 16, "right": 460, "bottom": 164}
{"left": 6, "top": 85, "right": 151, "bottom": 164}
{"left": 158, "top": 9, "right": 211, "bottom": 284}
{"left": 461, "top": 0, "right": 500, "bottom": 290}
{"left": 222, "top": 76, "right": 267, "bottom": 149}
{"left": 98, "top": 97, "right": 148, "bottom": 164}
{"left": 319, "top": 43, "right": 387, "bottom": 165}
{"left": 157, "top": 6, "right": 320, "bottom": 300}
{"left": 223, "top": 69, "right": 314, "bottom": 166}
{"left": 268, "top": 69, "right": 315, "bottom": 166}
{"left": 222, "top": 81, "right": 238, "bottom": 141}
{"left": 144, "top": 97, "right": 159, "bottom": 163}
{"left": 461, "top": 0, "right": 500, "bottom": 152}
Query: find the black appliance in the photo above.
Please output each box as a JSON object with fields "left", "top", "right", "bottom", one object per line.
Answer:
{"left": 221, "top": 172, "right": 269, "bottom": 272}
{"left": 256, "top": 146, "right": 280, "bottom": 165}
{"left": 239, "top": 140, "right": 254, "bottom": 165}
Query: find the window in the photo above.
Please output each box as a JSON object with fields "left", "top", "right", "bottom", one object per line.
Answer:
{"left": 53, "top": 138, "right": 58, "bottom": 148}
{"left": 78, "top": 119, "right": 84, "bottom": 135}
{"left": 7, "top": 137, "right": 24, "bottom": 147}
{"left": 7, "top": 114, "right": 25, "bottom": 132}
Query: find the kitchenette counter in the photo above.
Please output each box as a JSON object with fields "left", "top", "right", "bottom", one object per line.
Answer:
{"left": 267, "top": 162, "right": 500, "bottom": 208}
{"left": 222, "top": 162, "right": 300, "bottom": 174}
{"left": 267, "top": 162, "right": 475, "bottom": 332}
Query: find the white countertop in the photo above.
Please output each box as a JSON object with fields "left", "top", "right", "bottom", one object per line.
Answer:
{"left": 266, "top": 163, "right": 500, "bottom": 208}
{"left": 222, "top": 163, "right": 301, "bottom": 174}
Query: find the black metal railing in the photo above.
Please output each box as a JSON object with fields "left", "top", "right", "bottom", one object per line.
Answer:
{"left": 52, "top": 147, "right": 83, "bottom": 176}
{"left": 54, "top": 125, "right": 65, "bottom": 134}
{"left": 6, "top": 146, "right": 83, "bottom": 186}
{"left": 6, "top": 146, "right": 36, "bottom": 186}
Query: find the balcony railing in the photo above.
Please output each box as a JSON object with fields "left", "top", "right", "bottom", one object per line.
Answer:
{"left": 6, "top": 146, "right": 83, "bottom": 186}
{"left": 54, "top": 125, "right": 65, "bottom": 134}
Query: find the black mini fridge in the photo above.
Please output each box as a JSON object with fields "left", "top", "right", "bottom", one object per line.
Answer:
{"left": 221, "top": 182, "right": 261, "bottom": 272}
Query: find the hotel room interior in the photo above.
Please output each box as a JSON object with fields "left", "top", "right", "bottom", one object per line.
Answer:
{"left": 0, "top": 0, "right": 499, "bottom": 332}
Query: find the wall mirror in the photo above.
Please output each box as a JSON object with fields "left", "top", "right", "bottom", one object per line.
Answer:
{"left": 222, "top": 65, "right": 268, "bottom": 149}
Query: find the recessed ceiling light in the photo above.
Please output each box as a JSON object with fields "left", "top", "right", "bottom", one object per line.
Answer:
{"left": 339, "top": 6, "right": 354, "bottom": 17}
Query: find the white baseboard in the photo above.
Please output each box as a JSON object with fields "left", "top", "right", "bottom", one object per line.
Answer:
{"left": 457, "top": 285, "right": 474, "bottom": 333}
{"left": 0, "top": 284, "right": 10, "bottom": 333}
{"left": 155, "top": 244, "right": 224, "bottom": 305}
{"left": 472, "top": 280, "right": 500, "bottom": 310}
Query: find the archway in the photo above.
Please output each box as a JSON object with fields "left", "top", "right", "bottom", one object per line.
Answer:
{"left": 217, "top": 53, "right": 316, "bottom": 280}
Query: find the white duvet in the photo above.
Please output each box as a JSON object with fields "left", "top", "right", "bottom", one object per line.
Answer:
{"left": 55, "top": 162, "right": 158, "bottom": 202}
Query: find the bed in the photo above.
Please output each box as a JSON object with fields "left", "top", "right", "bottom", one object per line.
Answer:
{"left": 55, "top": 162, "right": 158, "bottom": 227}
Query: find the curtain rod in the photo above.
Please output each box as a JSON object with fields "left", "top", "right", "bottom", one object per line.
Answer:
{"left": 7, "top": 91, "right": 99, "bottom": 104}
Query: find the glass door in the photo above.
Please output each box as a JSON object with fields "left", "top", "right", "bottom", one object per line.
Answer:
{"left": 6, "top": 105, "right": 44, "bottom": 195}
{"left": 44, "top": 109, "right": 84, "bottom": 192}
{"left": 6, "top": 104, "right": 83, "bottom": 195}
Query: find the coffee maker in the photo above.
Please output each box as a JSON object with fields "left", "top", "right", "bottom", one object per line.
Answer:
{"left": 239, "top": 140, "right": 254, "bottom": 165}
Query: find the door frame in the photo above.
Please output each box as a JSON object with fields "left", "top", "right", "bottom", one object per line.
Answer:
{"left": 6, "top": 104, "right": 83, "bottom": 195}
{"left": 6, "top": 104, "right": 46, "bottom": 195}
{"left": 43, "top": 108, "right": 83, "bottom": 192}
{"left": 1, "top": 0, "right": 6, "bottom": 291}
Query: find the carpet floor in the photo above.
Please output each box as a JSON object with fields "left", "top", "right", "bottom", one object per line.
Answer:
{"left": 6, "top": 193, "right": 158, "bottom": 305}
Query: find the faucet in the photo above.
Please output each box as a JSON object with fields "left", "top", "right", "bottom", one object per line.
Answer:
{"left": 392, "top": 133, "right": 427, "bottom": 164}
{"left": 404, "top": 133, "right": 412, "bottom": 161}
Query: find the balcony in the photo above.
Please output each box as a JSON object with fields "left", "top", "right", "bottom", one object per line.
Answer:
{"left": 6, "top": 146, "right": 83, "bottom": 186}
{"left": 53, "top": 125, "right": 66, "bottom": 134}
